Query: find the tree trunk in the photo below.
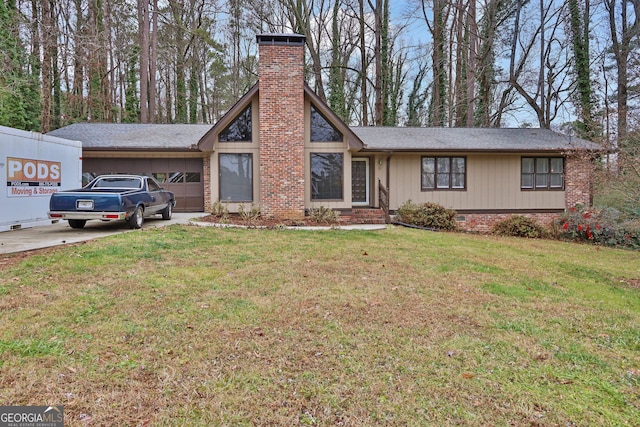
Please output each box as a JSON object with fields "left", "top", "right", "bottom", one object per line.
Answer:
{"left": 149, "top": 0, "right": 158, "bottom": 122}
{"left": 41, "top": 0, "right": 53, "bottom": 132}
{"left": 567, "top": 0, "right": 595, "bottom": 138}
{"left": 359, "top": 0, "right": 368, "bottom": 126}
{"left": 138, "top": 0, "right": 150, "bottom": 123}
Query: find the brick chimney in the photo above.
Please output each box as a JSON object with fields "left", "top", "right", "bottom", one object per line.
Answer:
{"left": 257, "top": 33, "right": 306, "bottom": 219}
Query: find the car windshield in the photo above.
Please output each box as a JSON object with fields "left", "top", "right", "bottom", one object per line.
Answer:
{"left": 92, "top": 177, "right": 142, "bottom": 190}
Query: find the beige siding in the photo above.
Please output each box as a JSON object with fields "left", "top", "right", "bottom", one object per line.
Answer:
{"left": 388, "top": 153, "right": 565, "bottom": 210}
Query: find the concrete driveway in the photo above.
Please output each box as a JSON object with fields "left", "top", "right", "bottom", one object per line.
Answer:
{"left": 0, "top": 212, "right": 201, "bottom": 254}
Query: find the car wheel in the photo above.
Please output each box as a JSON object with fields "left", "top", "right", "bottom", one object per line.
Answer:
{"left": 162, "top": 201, "right": 173, "bottom": 220}
{"left": 128, "top": 206, "right": 144, "bottom": 229}
{"left": 68, "top": 219, "right": 86, "bottom": 229}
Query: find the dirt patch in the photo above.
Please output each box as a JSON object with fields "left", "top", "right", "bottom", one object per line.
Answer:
{"left": 617, "top": 277, "right": 640, "bottom": 290}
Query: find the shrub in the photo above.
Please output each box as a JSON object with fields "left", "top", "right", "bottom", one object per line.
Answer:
{"left": 491, "top": 215, "right": 547, "bottom": 238}
{"left": 210, "top": 200, "right": 229, "bottom": 222}
{"left": 558, "top": 205, "right": 640, "bottom": 249}
{"left": 238, "top": 204, "right": 261, "bottom": 226}
{"left": 308, "top": 206, "right": 339, "bottom": 224}
{"left": 396, "top": 200, "right": 457, "bottom": 230}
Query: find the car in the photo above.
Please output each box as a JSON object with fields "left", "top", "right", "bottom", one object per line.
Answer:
{"left": 48, "top": 174, "right": 175, "bottom": 229}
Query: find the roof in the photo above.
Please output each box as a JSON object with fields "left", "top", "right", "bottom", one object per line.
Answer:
{"left": 47, "top": 123, "right": 213, "bottom": 151}
{"left": 352, "top": 127, "right": 602, "bottom": 152}
{"left": 47, "top": 123, "right": 603, "bottom": 153}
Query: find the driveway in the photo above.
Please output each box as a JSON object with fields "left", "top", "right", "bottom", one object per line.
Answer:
{"left": 0, "top": 212, "right": 201, "bottom": 254}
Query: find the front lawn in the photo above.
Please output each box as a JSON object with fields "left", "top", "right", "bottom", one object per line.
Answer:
{"left": 0, "top": 225, "right": 638, "bottom": 426}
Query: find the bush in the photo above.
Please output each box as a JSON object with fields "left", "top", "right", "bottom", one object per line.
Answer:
{"left": 558, "top": 205, "right": 640, "bottom": 249}
{"left": 396, "top": 200, "right": 457, "bottom": 230}
{"left": 238, "top": 204, "right": 261, "bottom": 226}
{"left": 308, "top": 206, "right": 339, "bottom": 224}
{"left": 491, "top": 215, "right": 547, "bottom": 238}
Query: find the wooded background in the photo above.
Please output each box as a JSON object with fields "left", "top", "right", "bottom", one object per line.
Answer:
{"left": 1, "top": 0, "right": 639, "bottom": 149}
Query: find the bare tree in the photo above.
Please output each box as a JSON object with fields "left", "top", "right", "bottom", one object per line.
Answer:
{"left": 138, "top": 0, "right": 150, "bottom": 122}
{"left": 605, "top": 0, "right": 640, "bottom": 140}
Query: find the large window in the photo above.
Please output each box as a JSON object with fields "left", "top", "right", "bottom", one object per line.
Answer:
{"left": 219, "top": 106, "right": 252, "bottom": 142}
{"left": 521, "top": 157, "right": 564, "bottom": 190}
{"left": 219, "top": 153, "right": 253, "bottom": 201}
{"left": 421, "top": 156, "right": 466, "bottom": 190}
{"left": 311, "top": 105, "right": 343, "bottom": 142}
{"left": 311, "top": 153, "right": 343, "bottom": 200}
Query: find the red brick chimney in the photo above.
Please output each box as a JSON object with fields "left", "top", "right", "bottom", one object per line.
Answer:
{"left": 257, "top": 33, "right": 306, "bottom": 219}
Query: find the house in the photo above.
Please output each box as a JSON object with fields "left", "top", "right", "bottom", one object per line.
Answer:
{"left": 48, "top": 33, "right": 601, "bottom": 232}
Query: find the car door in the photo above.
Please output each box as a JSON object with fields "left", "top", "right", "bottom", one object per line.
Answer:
{"left": 146, "top": 177, "right": 168, "bottom": 214}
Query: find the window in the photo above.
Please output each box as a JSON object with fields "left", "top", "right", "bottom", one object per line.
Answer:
{"left": 219, "top": 106, "right": 252, "bottom": 142}
{"left": 185, "top": 172, "right": 201, "bottom": 183}
{"left": 147, "top": 178, "right": 161, "bottom": 192}
{"left": 169, "top": 172, "right": 184, "bottom": 183}
{"left": 311, "top": 153, "right": 343, "bottom": 200}
{"left": 152, "top": 172, "right": 166, "bottom": 183}
{"left": 521, "top": 157, "right": 564, "bottom": 190}
{"left": 219, "top": 153, "right": 253, "bottom": 202}
{"left": 421, "top": 157, "right": 466, "bottom": 190}
{"left": 311, "top": 105, "right": 343, "bottom": 142}
{"left": 93, "top": 177, "right": 142, "bottom": 189}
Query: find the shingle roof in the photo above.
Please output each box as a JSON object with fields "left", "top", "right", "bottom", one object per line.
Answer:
{"left": 48, "top": 123, "right": 602, "bottom": 153}
{"left": 47, "top": 123, "right": 213, "bottom": 150}
{"left": 352, "top": 127, "right": 602, "bottom": 152}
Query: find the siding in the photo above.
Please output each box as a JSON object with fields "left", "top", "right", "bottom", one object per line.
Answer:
{"left": 388, "top": 153, "right": 565, "bottom": 211}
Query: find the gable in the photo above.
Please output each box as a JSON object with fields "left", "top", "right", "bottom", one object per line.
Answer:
{"left": 198, "top": 82, "right": 366, "bottom": 151}
{"left": 304, "top": 84, "right": 364, "bottom": 150}
{"left": 198, "top": 84, "right": 258, "bottom": 151}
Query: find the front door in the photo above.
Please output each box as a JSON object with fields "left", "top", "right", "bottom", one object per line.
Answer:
{"left": 352, "top": 158, "right": 370, "bottom": 206}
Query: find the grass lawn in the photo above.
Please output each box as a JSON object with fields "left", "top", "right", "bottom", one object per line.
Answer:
{"left": 0, "top": 225, "right": 639, "bottom": 426}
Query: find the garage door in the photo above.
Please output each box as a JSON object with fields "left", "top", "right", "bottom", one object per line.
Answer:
{"left": 83, "top": 158, "right": 204, "bottom": 212}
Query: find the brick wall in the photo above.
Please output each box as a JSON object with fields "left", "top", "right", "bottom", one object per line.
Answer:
{"left": 564, "top": 151, "right": 593, "bottom": 209}
{"left": 258, "top": 34, "right": 306, "bottom": 219}
{"left": 454, "top": 212, "right": 561, "bottom": 233}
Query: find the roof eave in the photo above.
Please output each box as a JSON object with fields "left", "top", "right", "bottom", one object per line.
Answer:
{"left": 83, "top": 147, "right": 202, "bottom": 152}
{"left": 359, "top": 147, "right": 602, "bottom": 153}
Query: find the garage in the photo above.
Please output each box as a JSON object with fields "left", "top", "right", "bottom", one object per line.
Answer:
{"left": 47, "top": 123, "right": 212, "bottom": 213}
{"left": 82, "top": 157, "right": 204, "bottom": 212}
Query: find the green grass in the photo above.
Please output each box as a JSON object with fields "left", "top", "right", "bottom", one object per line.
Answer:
{"left": 0, "top": 225, "right": 639, "bottom": 426}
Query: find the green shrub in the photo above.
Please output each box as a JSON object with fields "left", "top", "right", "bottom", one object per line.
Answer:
{"left": 491, "top": 215, "right": 547, "bottom": 238}
{"left": 558, "top": 205, "right": 640, "bottom": 249}
{"left": 396, "top": 200, "right": 457, "bottom": 230}
{"left": 308, "top": 206, "right": 339, "bottom": 224}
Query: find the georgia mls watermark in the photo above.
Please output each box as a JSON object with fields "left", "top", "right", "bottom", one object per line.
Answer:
{"left": 0, "top": 406, "right": 63, "bottom": 427}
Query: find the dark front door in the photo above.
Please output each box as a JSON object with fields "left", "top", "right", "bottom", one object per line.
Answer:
{"left": 351, "top": 158, "right": 369, "bottom": 206}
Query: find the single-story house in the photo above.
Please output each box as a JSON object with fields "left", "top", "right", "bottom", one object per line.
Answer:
{"left": 48, "top": 33, "right": 602, "bottom": 232}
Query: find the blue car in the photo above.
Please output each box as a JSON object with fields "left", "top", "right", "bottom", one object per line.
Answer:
{"left": 49, "top": 175, "right": 175, "bottom": 229}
